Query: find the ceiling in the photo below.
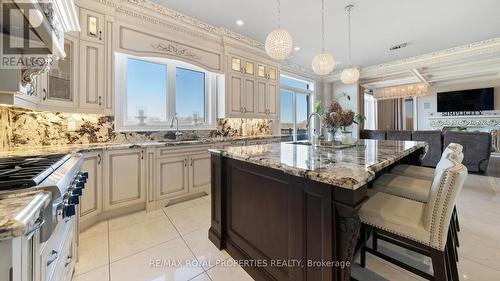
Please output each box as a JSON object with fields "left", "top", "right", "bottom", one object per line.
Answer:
{"left": 152, "top": 0, "right": 500, "bottom": 72}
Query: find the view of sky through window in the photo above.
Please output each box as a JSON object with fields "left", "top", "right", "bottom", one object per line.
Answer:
{"left": 176, "top": 67, "right": 205, "bottom": 124}
{"left": 126, "top": 58, "right": 167, "bottom": 122}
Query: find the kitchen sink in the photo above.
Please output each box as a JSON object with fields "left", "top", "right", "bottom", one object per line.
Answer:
{"left": 286, "top": 141, "right": 313, "bottom": 146}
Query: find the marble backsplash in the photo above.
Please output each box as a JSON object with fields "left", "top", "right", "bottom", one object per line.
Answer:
{"left": 0, "top": 107, "right": 273, "bottom": 150}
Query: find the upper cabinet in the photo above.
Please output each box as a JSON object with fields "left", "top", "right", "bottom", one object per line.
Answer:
{"left": 225, "top": 54, "right": 280, "bottom": 119}
{"left": 79, "top": 40, "right": 105, "bottom": 109}
{"left": 80, "top": 8, "right": 105, "bottom": 44}
{"left": 37, "top": 36, "right": 79, "bottom": 109}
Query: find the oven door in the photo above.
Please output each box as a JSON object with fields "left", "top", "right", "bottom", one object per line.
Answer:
{"left": 40, "top": 216, "right": 75, "bottom": 281}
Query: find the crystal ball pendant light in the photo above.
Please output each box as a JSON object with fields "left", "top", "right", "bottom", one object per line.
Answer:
{"left": 265, "top": 0, "right": 293, "bottom": 61}
{"left": 312, "top": 0, "right": 335, "bottom": 76}
{"left": 341, "top": 5, "right": 360, "bottom": 84}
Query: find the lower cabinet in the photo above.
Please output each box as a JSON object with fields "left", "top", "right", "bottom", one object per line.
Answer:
{"left": 79, "top": 151, "right": 102, "bottom": 223}
{"left": 155, "top": 146, "right": 211, "bottom": 203}
{"left": 103, "top": 148, "right": 146, "bottom": 210}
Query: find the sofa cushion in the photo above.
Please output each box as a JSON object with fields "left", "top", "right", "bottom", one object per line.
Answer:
{"left": 443, "top": 131, "right": 491, "bottom": 172}
{"left": 387, "top": 130, "right": 412, "bottom": 141}
{"left": 411, "top": 130, "right": 443, "bottom": 167}
{"left": 360, "top": 130, "right": 386, "bottom": 140}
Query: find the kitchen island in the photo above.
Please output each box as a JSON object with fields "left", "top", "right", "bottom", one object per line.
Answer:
{"left": 208, "top": 139, "right": 427, "bottom": 281}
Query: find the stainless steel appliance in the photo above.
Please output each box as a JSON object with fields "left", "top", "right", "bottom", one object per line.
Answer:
{"left": 0, "top": 153, "right": 86, "bottom": 281}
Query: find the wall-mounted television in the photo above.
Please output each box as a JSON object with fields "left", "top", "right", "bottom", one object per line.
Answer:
{"left": 437, "top": 88, "right": 494, "bottom": 112}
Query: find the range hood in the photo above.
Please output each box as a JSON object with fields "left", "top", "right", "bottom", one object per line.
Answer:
{"left": 1, "top": 0, "right": 80, "bottom": 58}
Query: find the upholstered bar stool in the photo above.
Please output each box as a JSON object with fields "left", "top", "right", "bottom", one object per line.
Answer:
{"left": 373, "top": 143, "right": 464, "bottom": 250}
{"left": 359, "top": 157, "right": 468, "bottom": 281}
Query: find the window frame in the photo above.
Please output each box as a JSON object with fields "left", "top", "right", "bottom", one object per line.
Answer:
{"left": 115, "top": 53, "right": 218, "bottom": 132}
{"left": 279, "top": 74, "right": 315, "bottom": 141}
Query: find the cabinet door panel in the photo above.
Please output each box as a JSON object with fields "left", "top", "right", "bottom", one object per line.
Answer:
{"left": 156, "top": 156, "right": 189, "bottom": 200}
{"left": 79, "top": 152, "right": 102, "bottom": 220}
{"left": 257, "top": 80, "right": 267, "bottom": 115}
{"left": 79, "top": 41, "right": 104, "bottom": 109}
{"left": 268, "top": 83, "right": 279, "bottom": 117}
{"left": 104, "top": 149, "right": 145, "bottom": 210}
{"left": 229, "top": 74, "right": 243, "bottom": 114}
{"left": 189, "top": 153, "right": 211, "bottom": 192}
{"left": 244, "top": 78, "right": 255, "bottom": 114}
{"left": 80, "top": 8, "right": 105, "bottom": 44}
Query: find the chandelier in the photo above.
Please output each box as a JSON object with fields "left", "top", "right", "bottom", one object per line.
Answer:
{"left": 372, "top": 83, "right": 428, "bottom": 100}
{"left": 341, "top": 5, "right": 360, "bottom": 84}
{"left": 312, "top": 0, "right": 335, "bottom": 76}
{"left": 265, "top": 0, "right": 293, "bottom": 61}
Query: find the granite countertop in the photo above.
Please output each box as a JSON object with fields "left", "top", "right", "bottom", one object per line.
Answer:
{"left": 209, "top": 139, "right": 428, "bottom": 190}
{"left": 0, "top": 135, "right": 287, "bottom": 158}
{"left": 0, "top": 191, "right": 51, "bottom": 241}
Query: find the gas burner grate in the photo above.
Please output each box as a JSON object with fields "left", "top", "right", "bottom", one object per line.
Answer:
{"left": 0, "top": 154, "right": 71, "bottom": 190}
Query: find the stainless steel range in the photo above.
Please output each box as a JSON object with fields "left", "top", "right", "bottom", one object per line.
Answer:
{"left": 0, "top": 153, "right": 86, "bottom": 281}
{"left": 0, "top": 153, "right": 86, "bottom": 242}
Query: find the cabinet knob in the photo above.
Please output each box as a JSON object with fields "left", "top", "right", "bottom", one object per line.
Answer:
{"left": 98, "top": 96, "right": 102, "bottom": 106}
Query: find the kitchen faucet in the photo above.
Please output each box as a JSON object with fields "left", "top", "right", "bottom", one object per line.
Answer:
{"left": 306, "top": 113, "right": 322, "bottom": 139}
{"left": 170, "top": 115, "right": 183, "bottom": 140}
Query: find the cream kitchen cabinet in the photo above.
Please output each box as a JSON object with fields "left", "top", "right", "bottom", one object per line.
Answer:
{"left": 79, "top": 8, "right": 105, "bottom": 44}
{"left": 79, "top": 40, "right": 105, "bottom": 110}
{"left": 37, "top": 36, "right": 79, "bottom": 109}
{"left": 103, "top": 148, "right": 146, "bottom": 211}
{"left": 79, "top": 151, "right": 103, "bottom": 223}
{"left": 226, "top": 55, "right": 279, "bottom": 119}
{"left": 155, "top": 145, "right": 211, "bottom": 205}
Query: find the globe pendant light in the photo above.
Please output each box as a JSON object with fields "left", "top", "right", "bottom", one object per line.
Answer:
{"left": 341, "top": 5, "right": 360, "bottom": 84}
{"left": 312, "top": 0, "right": 335, "bottom": 76}
{"left": 265, "top": 0, "right": 293, "bottom": 61}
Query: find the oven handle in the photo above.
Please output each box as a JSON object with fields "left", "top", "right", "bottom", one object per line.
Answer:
{"left": 25, "top": 218, "right": 45, "bottom": 239}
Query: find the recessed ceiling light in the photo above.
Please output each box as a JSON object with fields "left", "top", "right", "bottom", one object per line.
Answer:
{"left": 293, "top": 46, "right": 300, "bottom": 51}
{"left": 235, "top": 20, "right": 244, "bottom": 26}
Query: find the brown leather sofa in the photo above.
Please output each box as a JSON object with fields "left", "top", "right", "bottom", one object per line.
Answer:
{"left": 360, "top": 129, "right": 492, "bottom": 173}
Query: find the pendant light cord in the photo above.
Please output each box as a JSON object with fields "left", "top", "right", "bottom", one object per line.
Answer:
{"left": 277, "top": 0, "right": 281, "bottom": 29}
{"left": 347, "top": 6, "right": 352, "bottom": 65}
{"left": 321, "top": 0, "right": 325, "bottom": 52}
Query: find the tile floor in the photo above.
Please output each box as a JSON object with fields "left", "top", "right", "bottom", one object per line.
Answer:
{"left": 74, "top": 174, "right": 500, "bottom": 281}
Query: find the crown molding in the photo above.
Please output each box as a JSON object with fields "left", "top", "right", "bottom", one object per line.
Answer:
{"left": 323, "top": 37, "right": 500, "bottom": 83}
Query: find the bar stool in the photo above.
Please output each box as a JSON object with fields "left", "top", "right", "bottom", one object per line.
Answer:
{"left": 359, "top": 156, "right": 468, "bottom": 281}
{"left": 371, "top": 143, "right": 464, "bottom": 252}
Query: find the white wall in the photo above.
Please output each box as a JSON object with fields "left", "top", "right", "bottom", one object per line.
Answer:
{"left": 417, "top": 79, "right": 500, "bottom": 130}
{"left": 315, "top": 80, "right": 361, "bottom": 137}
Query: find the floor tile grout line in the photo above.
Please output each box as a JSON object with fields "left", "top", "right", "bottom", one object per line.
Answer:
{"left": 162, "top": 208, "right": 213, "bottom": 280}
{"left": 108, "top": 235, "right": 181, "bottom": 264}
{"left": 107, "top": 219, "right": 111, "bottom": 281}
{"left": 459, "top": 255, "right": 500, "bottom": 273}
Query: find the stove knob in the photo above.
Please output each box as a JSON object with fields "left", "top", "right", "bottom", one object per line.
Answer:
{"left": 75, "top": 181, "right": 85, "bottom": 188}
{"left": 63, "top": 204, "right": 76, "bottom": 218}
{"left": 71, "top": 188, "right": 83, "bottom": 196}
{"left": 80, "top": 172, "right": 89, "bottom": 180}
{"left": 68, "top": 195, "right": 80, "bottom": 205}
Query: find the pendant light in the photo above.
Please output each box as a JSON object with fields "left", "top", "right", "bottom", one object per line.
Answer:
{"left": 265, "top": 0, "right": 293, "bottom": 61}
{"left": 312, "top": 0, "right": 335, "bottom": 76}
{"left": 340, "top": 5, "right": 360, "bottom": 84}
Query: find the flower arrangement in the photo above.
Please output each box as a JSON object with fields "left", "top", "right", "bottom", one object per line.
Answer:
{"left": 321, "top": 101, "right": 365, "bottom": 132}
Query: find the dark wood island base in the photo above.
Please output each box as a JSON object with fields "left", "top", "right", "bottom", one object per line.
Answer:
{"left": 209, "top": 143, "right": 425, "bottom": 281}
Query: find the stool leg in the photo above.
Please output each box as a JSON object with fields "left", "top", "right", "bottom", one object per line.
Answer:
{"left": 431, "top": 250, "right": 448, "bottom": 281}
{"left": 360, "top": 226, "right": 367, "bottom": 268}
{"left": 447, "top": 230, "right": 459, "bottom": 281}
{"left": 454, "top": 206, "right": 460, "bottom": 232}
{"left": 372, "top": 231, "right": 378, "bottom": 251}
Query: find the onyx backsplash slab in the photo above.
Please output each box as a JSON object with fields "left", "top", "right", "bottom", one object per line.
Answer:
{"left": 0, "top": 107, "right": 273, "bottom": 150}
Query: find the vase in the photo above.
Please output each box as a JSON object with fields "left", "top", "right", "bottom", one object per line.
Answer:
{"left": 335, "top": 130, "right": 353, "bottom": 145}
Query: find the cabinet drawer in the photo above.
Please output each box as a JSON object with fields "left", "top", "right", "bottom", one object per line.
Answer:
{"left": 156, "top": 145, "right": 212, "bottom": 158}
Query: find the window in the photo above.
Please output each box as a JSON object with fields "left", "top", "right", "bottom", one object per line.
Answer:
{"left": 115, "top": 54, "right": 218, "bottom": 131}
{"left": 280, "top": 75, "right": 314, "bottom": 141}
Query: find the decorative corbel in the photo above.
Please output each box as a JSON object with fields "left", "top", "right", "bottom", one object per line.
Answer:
{"left": 21, "top": 56, "right": 53, "bottom": 96}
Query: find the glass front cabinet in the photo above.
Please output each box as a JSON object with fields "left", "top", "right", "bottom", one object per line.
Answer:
{"left": 37, "top": 36, "right": 78, "bottom": 108}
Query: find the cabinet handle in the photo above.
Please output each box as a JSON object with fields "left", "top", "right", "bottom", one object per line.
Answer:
{"left": 140, "top": 150, "right": 144, "bottom": 160}
{"left": 65, "top": 256, "right": 73, "bottom": 268}
{"left": 42, "top": 88, "right": 47, "bottom": 100}
{"left": 97, "top": 154, "right": 101, "bottom": 165}
{"left": 244, "top": 107, "right": 247, "bottom": 113}
{"left": 184, "top": 158, "right": 187, "bottom": 167}
{"left": 98, "top": 96, "right": 102, "bottom": 106}
{"left": 46, "top": 250, "right": 59, "bottom": 266}
{"left": 190, "top": 158, "right": 193, "bottom": 166}
{"left": 25, "top": 218, "right": 44, "bottom": 239}
{"left": 99, "top": 31, "right": 102, "bottom": 41}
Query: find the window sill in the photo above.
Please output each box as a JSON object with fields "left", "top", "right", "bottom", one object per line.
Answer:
{"left": 114, "top": 124, "right": 217, "bottom": 133}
